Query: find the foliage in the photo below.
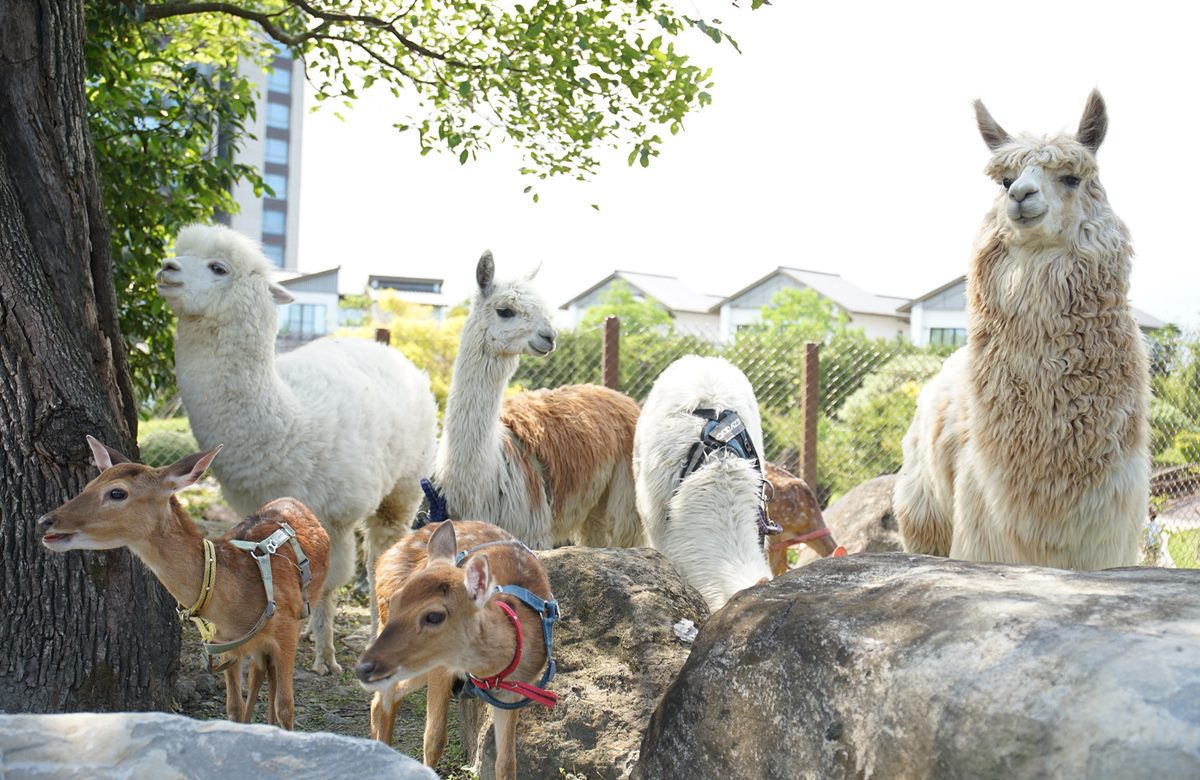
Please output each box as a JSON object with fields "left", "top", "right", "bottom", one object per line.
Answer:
{"left": 137, "top": 416, "right": 200, "bottom": 467}
{"left": 87, "top": 2, "right": 268, "bottom": 407}
{"left": 758, "top": 286, "right": 850, "bottom": 340}
{"left": 1146, "top": 327, "right": 1200, "bottom": 466}
{"left": 579, "top": 279, "right": 673, "bottom": 332}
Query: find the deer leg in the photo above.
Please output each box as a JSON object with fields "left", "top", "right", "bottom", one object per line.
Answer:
{"left": 242, "top": 656, "right": 267, "bottom": 724}
{"left": 492, "top": 705, "right": 521, "bottom": 780}
{"left": 370, "top": 674, "right": 426, "bottom": 745}
{"left": 422, "top": 668, "right": 453, "bottom": 769}
{"left": 223, "top": 660, "right": 243, "bottom": 722}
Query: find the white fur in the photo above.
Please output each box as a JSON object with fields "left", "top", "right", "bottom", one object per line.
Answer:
{"left": 634, "top": 355, "right": 772, "bottom": 611}
{"left": 158, "top": 224, "right": 438, "bottom": 674}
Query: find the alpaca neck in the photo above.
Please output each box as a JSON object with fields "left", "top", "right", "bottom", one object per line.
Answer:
{"left": 439, "top": 331, "right": 519, "bottom": 491}
{"left": 126, "top": 498, "right": 210, "bottom": 611}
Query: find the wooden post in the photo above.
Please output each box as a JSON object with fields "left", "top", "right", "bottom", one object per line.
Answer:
{"left": 798, "top": 342, "right": 820, "bottom": 489}
{"left": 602, "top": 316, "right": 620, "bottom": 390}
{"left": 374, "top": 327, "right": 391, "bottom": 345}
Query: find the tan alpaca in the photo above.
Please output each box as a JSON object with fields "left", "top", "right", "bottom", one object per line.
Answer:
{"left": 39, "top": 437, "right": 329, "bottom": 728}
{"left": 893, "top": 91, "right": 1149, "bottom": 569}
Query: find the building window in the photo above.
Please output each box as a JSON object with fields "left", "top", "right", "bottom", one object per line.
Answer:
{"left": 929, "top": 327, "right": 967, "bottom": 347}
{"left": 281, "top": 303, "right": 327, "bottom": 340}
{"left": 266, "top": 101, "right": 290, "bottom": 130}
{"left": 268, "top": 65, "right": 292, "bottom": 93}
{"left": 262, "top": 208, "right": 286, "bottom": 237}
{"left": 370, "top": 278, "right": 442, "bottom": 294}
{"left": 265, "top": 172, "right": 287, "bottom": 198}
{"left": 265, "top": 137, "right": 288, "bottom": 164}
{"left": 262, "top": 243, "right": 284, "bottom": 266}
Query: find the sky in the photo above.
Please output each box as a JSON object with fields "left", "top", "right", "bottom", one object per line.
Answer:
{"left": 296, "top": 0, "right": 1200, "bottom": 329}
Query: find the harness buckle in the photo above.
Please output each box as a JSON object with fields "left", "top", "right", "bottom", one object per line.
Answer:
{"left": 544, "top": 600, "right": 560, "bottom": 623}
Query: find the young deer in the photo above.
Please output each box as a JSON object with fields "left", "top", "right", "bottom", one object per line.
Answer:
{"left": 356, "top": 520, "right": 559, "bottom": 780}
{"left": 38, "top": 436, "right": 330, "bottom": 730}
{"left": 764, "top": 462, "right": 843, "bottom": 575}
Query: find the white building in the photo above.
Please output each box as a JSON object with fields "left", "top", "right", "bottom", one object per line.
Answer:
{"left": 275, "top": 267, "right": 339, "bottom": 347}
{"left": 901, "top": 276, "right": 1168, "bottom": 346}
{"left": 715, "top": 267, "right": 910, "bottom": 342}
{"left": 560, "top": 271, "right": 723, "bottom": 333}
{"left": 367, "top": 275, "right": 452, "bottom": 321}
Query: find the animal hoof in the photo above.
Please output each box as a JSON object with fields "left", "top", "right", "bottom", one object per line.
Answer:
{"left": 310, "top": 657, "right": 342, "bottom": 676}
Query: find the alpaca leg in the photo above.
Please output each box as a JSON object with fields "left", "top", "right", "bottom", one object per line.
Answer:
{"left": 422, "top": 668, "right": 454, "bottom": 769}
{"left": 606, "top": 460, "right": 644, "bottom": 547}
{"left": 309, "top": 522, "right": 355, "bottom": 675}
{"left": 370, "top": 674, "right": 427, "bottom": 744}
{"left": 894, "top": 464, "right": 953, "bottom": 556}
{"left": 242, "top": 657, "right": 267, "bottom": 723}
{"left": 223, "top": 661, "right": 244, "bottom": 722}
{"left": 364, "top": 480, "right": 421, "bottom": 631}
{"left": 949, "top": 468, "right": 994, "bottom": 562}
{"left": 492, "top": 706, "right": 521, "bottom": 780}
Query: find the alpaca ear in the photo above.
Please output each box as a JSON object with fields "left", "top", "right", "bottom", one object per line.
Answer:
{"left": 86, "top": 435, "right": 131, "bottom": 472}
{"left": 523, "top": 261, "right": 542, "bottom": 282}
{"left": 268, "top": 281, "right": 294, "bottom": 305}
{"left": 463, "top": 554, "right": 493, "bottom": 608}
{"left": 162, "top": 446, "right": 222, "bottom": 491}
{"left": 476, "top": 251, "right": 495, "bottom": 299}
{"left": 427, "top": 521, "right": 458, "bottom": 562}
{"left": 974, "top": 99, "right": 1010, "bottom": 151}
{"left": 1076, "top": 89, "right": 1107, "bottom": 152}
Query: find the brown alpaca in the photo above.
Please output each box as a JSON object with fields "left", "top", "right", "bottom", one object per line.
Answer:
{"left": 357, "top": 520, "right": 557, "bottom": 780}
{"left": 38, "top": 437, "right": 329, "bottom": 728}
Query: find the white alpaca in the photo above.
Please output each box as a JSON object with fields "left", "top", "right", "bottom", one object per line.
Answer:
{"left": 430, "top": 251, "right": 643, "bottom": 549}
{"left": 893, "top": 91, "right": 1149, "bottom": 570}
{"left": 157, "top": 224, "right": 438, "bottom": 674}
{"left": 634, "top": 355, "right": 772, "bottom": 611}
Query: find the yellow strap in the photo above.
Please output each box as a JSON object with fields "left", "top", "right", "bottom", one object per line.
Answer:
{"left": 178, "top": 538, "right": 217, "bottom": 627}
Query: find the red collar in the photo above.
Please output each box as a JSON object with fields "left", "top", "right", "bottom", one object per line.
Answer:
{"left": 468, "top": 600, "right": 558, "bottom": 708}
{"left": 769, "top": 526, "right": 845, "bottom": 556}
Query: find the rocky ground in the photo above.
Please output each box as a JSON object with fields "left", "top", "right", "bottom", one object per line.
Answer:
{"left": 171, "top": 479, "right": 472, "bottom": 778}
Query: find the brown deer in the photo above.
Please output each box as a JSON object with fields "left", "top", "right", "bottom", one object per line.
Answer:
{"left": 38, "top": 436, "right": 329, "bottom": 730}
{"left": 764, "top": 462, "right": 843, "bottom": 575}
{"left": 357, "top": 520, "right": 559, "bottom": 780}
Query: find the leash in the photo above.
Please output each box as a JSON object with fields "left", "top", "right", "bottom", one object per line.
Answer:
{"left": 454, "top": 542, "right": 559, "bottom": 710}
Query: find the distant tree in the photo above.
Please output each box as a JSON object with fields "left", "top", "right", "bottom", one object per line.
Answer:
{"left": 580, "top": 279, "right": 673, "bottom": 332}
{"left": 759, "top": 286, "right": 850, "bottom": 340}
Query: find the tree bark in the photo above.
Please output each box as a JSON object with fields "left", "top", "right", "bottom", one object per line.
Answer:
{"left": 0, "top": 0, "right": 179, "bottom": 711}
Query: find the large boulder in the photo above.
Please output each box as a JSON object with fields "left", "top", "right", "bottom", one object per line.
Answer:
{"left": 635, "top": 554, "right": 1200, "bottom": 780}
{"left": 0, "top": 712, "right": 435, "bottom": 779}
{"left": 460, "top": 546, "right": 709, "bottom": 780}
{"left": 795, "top": 475, "right": 901, "bottom": 566}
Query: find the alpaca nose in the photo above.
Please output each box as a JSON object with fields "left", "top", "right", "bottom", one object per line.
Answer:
{"left": 160, "top": 258, "right": 182, "bottom": 273}
{"left": 539, "top": 328, "right": 557, "bottom": 349}
{"left": 1008, "top": 177, "right": 1040, "bottom": 204}
{"left": 355, "top": 660, "right": 376, "bottom": 682}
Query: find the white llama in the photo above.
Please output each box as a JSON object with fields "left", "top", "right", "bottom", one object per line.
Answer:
{"left": 634, "top": 355, "right": 772, "bottom": 610}
{"left": 157, "top": 224, "right": 438, "bottom": 674}
{"left": 893, "top": 91, "right": 1149, "bottom": 569}
{"left": 429, "top": 251, "right": 643, "bottom": 549}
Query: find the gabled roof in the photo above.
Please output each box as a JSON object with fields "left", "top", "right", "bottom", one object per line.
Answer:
{"left": 714, "top": 267, "right": 910, "bottom": 318}
{"left": 896, "top": 275, "right": 966, "bottom": 313}
{"left": 1132, "top": 307, "right": 1166, "bottom": 331}
{"left": 561, "top": 271, "right": 724, "bottom": 315}
{"left": 274, "top": 266, "right": 340, "bottom": 284}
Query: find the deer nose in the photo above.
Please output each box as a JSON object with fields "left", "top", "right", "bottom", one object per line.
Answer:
{"left": 355, "top": 660, "right": 376, "bottom": 682}
{"left": 36, "top": 514, "right": 55, "bottom": 535}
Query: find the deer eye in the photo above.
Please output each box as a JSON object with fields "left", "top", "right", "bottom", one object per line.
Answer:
{"left": 423, "top": 611, "right": 445, "bottom": 626}
{"left": 1060, "top": 175, "right": 1081, "bottom": 188}
{"left": 496, "top": 308, "right": 515, "bottom": 319}
{"left": 108, "top": 488, "right": 128, "bottom": 501}
{"left": 208, "top": 262, "right": 229, "bottom": 276}
{"left": 1002, "top": 177, "right": 1014, "bottom": 190}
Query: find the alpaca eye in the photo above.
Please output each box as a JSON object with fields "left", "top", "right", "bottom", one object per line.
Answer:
{"left": 1002, "top": 178, "right": 1014, "bottom": 190}
{"left": 108, "top": 488, "right": 127, "bottom": 501}
{"left": 208, "top": 262, "right": 229, "bottom": 276}
{"left": 1061, "top": 175, "right": 1081, "bottom": 188}
{"left": 423, "top": 611, "right": 445, "bottom": 626}
{"left": 496, "top": 308, "right": 515, "bottom": 319}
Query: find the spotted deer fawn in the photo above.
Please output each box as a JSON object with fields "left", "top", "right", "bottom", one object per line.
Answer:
{"left": 764, "top": 462, "right": 842, "bottom": 574}
{"left": 38, "top": 436, "right": 329, "bottom": 730}
{"left": 356, "top": 520, "right": 559, "bottom": 780}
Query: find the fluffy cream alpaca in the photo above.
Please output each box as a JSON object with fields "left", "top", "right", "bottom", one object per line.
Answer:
{"left": 431, "top": 252, "right": 643, "bottom": 549}
{"left": 893, "top": 91, "right": 1149, "bottom": 569}
{"left": 634, "top": 355, "right": 772, "bottom": 610}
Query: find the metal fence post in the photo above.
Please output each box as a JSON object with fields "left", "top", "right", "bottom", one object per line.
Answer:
{"left": 374, "top": 327, "right": 391, "bottom": 345}
{"left": 602, "top": 316, "right": 620, "bottom": 390}
{"left": 799, "top": 341, "right": 820, "bottom": 489}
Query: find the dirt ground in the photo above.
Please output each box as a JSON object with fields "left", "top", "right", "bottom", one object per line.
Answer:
{"left": 171, "top": 480, "right": 471, "bottom": 778}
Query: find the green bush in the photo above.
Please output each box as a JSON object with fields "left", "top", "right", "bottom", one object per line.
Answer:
{"left": 138, "top": 417, "right": 199, "bottom": 467}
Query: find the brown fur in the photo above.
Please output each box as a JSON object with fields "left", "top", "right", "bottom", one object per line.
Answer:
{"left": 501, "top": 384, "right": 640, "bottom": 515}
{"left": 39, "top": 447, "right": 329, "bottom": 729}
{"left": 361, "top": 521, "right": 554, "bottom": 780}
{"left": 764, "top": 462, "right": 839, "bottom": 574}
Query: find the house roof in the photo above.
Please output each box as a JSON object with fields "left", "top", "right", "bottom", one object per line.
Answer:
{"left": 714, "top": 267, "right": 910, "bottom": 318}
{"left": 274, "top": 266, "right": 340, "bottom": 285}
{"left": 896, "top": 275, "right": 966, "bottom": 313}
{"left": 561, "top": 271, "right": 724, "bottom": 315}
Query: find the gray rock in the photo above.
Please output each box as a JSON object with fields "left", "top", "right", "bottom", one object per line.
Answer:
{"left": 795, "top": 475, "right": 901, "bottom": 566}
{"left": 635, "top": 554, "right": 1200, "bottom": 780}
{"left": 461, "top": 546, "right": 709, "bottom": 780}
{"left": 0, "top": 712, "right": 436, "bottom": 779}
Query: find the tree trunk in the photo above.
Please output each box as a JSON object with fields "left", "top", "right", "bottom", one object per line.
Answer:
{"left": 0, "top": 0, "right": 179, "bottom": 711}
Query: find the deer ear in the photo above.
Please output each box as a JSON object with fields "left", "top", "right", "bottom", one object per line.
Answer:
{"left": 463, "top": 554, "right": 493, "bottom": 608}
{"left": 974, "top": 99, "right": 1010, "bottom": 151}
{"left": 476, "top": 251, "right": 495, "bottom": 299}
{"left": 269, "top": 281, "right": 294, "bottom": 305}
{"left": 427, "top": 521, "right": 458, "bottom": 562}
{"left": 86, "top": 435, "right": 131, "bottom": 472}
{"left": 1076, "top": 89, "right": 1107, "bottom": 152}
{"left": 162, "top": 446, "right": 222, "bottom": 491}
